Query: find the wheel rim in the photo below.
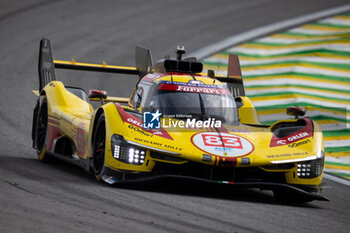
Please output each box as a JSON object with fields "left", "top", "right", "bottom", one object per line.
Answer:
{"left": 37, "top": 99, "right": 47, "bottom": 153}
{"left": 93, "top": 117, "right": 105, "bottom": 174}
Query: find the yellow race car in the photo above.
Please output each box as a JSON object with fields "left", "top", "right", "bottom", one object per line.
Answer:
{"left": 32, "top": 39, "right": 327, "bottom": 202}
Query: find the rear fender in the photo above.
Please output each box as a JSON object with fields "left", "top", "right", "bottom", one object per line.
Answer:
{"left": 38, "top": 81, "right": 92, "bottom": 152}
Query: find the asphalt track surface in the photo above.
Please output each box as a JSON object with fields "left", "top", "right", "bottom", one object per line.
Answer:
{"left": 1, "top": 0, "right": 350, "bottom": 232}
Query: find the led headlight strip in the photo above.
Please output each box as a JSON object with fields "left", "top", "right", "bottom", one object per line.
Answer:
{"left": 297, "top": 152, "right": 324, "bottom": 179}
{"left": 296, "top": 159, "right": 324, "bottom": 179}
{"left": 270, "top": 151, "right": 324, "bottom": 179}
{"left": 111, "top": 134, "right": 146, "bottom": 165}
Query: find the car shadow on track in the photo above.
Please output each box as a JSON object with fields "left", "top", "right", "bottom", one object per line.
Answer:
{"left": 0, "top": 155, "right": 323, "bottom": 208}
{"left": 113, "top": 178, "right": 322, "bottom": 208}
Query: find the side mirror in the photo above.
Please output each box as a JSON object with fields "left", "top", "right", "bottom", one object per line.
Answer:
{"left": 286, "top": 106, "right": 306, "bottom": 119}
{"left": 134, "top": 87, "right": 143, "bottom": 110}
{"left": 135, "top": 93, "right": 142, "bottom": 109}
{"left": 207, "top": 69, "right": 215, "bottom": 79}
{"left": 88, "top": 90, "right": 107, "bottom": 104}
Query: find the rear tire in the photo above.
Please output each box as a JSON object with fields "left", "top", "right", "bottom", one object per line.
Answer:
{"left": 92, "top": 113, "right": 106, "bottom": 180}
{"left": 36, "top": 98, "right": 52, "bottom": 162}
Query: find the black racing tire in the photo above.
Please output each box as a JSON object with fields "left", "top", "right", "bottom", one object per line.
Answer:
{"left": 92, "top": 113, "right": 106, "bottom": 181}
{"left": 36, "top": 98, "right": 52, "bottom": 162}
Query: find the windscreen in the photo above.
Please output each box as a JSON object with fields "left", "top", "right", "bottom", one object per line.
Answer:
{"left": 144, "top": 82, "right": 238, "bottom": 124}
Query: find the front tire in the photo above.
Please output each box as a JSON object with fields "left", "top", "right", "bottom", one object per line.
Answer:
{"left": 92, "top": 113, "right": 106, "bottom": 180}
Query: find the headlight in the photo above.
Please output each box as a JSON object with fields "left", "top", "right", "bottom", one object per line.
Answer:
{"left": 111, "top": 134, "right": 146, "bottom": 165}
{"left": 297, "top": 151, "right": 324, "bottom": 179}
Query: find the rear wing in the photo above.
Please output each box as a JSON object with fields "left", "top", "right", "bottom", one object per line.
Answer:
{"left": 53, "top": 45, "right": 153, "bottom": 78}
{"left": 54, "top": 60, "right": 138, "bottom": 75}
{"left": 38, "top": 38, "right": 149, "bottom": 91}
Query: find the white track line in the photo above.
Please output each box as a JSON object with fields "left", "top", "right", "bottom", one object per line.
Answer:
{"left": 319, "top": 18, "right": 350, "bottom": 26}
{"left": 323, "top": 173, "right": 350, "bottom": 187}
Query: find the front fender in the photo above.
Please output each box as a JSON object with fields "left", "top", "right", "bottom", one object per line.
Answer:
{"left": 88, "top": 102, "right": 127, "bottom": 158}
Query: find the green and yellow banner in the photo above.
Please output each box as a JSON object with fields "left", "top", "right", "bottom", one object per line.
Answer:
{"left": 202, "top": 13, "right": 350, "bottom": 180}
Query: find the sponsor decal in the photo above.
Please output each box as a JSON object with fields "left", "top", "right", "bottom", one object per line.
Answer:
{"left": 191, "top": 132, "right": 254, "bottom": 157}
{"left": 288, "top": 139, "right": 311, "bottom": 148}
{"left": 287, "top": 132, "right": 309, "bottom": 142}
{"left": 163, "top": 144, "right": 183, "bottom": 151}
{"left": 127, "top": 117, "right": 143, "bottom": 128}
{"left": 266, "top": 151, "right": 309, "bottom": 159}
{"left": 128, "top": 125, "right": 153, "bottom": 137}
{"left": 276, "top": 140, "right": 287, "bottom": 145}
{"left": 271, "top": 132, "right": 310, "bottom": 147}
{"left": 133, "top": 137, "right": 183, "bottom": 151}
{"left": 159, "top": 81, "right": 224, "bottom": 88}
{"left": 270, "top": 118, "right": 313, "bottom": 147}
{"left": 158, "top": 83, "right": 230, "bottom": 95}
{"left": 133, "top": 137, "right": 161, "bottom": 146}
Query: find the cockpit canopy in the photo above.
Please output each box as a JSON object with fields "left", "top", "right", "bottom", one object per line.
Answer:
{"left": 132, "top": 79, "right": 239, "bottom": 125}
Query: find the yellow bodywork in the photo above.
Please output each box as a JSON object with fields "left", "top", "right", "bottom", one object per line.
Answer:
{"left": 36, "top": 73, "right": 324, "bottom": 187}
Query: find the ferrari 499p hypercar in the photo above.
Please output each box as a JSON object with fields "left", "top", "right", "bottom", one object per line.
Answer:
{"left": 32, "top": 39, "right": 327, "bottom": 202}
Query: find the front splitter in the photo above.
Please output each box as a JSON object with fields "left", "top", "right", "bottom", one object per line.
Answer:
{"left": 101, "top": 173, "right": 329, "bottom": 202}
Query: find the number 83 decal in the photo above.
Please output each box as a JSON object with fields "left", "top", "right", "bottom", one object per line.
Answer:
{"left": 192, "top": 132, "right": 254, "bottom": 157}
